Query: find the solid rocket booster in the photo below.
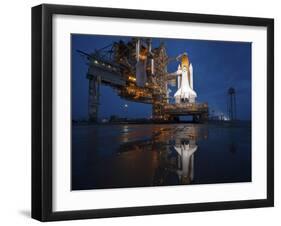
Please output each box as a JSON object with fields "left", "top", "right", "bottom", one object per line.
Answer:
{"left": 174, "top": 53, "right": 197, "bottom": 103}
{"left": 189, "top": 63, "right": 193, "bottom": 90}
{"left": 177, "top": 64, "right": 181, "bottom": 89}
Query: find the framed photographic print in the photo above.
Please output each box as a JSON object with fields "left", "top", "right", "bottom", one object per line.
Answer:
{"left": 32, "top": 4, "right": 274, "bottom": 221}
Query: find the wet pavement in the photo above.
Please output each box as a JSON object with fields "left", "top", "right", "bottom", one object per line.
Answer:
{"left": 72, "top": 122, "right": 251, "bottom": 190}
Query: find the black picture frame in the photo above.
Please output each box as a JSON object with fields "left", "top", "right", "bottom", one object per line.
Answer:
{"left": 32, "top": 4, "right": 274, "bottom": 222}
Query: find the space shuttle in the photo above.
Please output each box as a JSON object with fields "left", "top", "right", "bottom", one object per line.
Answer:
{"left": 174, "top": 53, "right": 197, "bottom": 103}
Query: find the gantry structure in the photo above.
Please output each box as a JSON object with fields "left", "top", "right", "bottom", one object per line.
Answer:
{"left": 78, "top": 38, "right": 208, "bottom": 122}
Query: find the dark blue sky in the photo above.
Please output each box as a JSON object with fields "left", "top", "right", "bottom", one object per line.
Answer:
{"left": 72, "top": 34, "right": 251, "bottom": 120}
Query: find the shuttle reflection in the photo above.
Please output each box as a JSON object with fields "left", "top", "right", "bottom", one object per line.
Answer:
{"left": 174, "top": 139, "right": 197, "bottom": 184}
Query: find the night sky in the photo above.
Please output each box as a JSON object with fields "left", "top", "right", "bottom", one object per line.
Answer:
{"left": 71, "top": 34, "right": 251, "bottom": 120}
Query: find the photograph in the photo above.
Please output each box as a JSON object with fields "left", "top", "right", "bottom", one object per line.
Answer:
{"left": 30, "top": 3, "right": 274, "bottom": 221}
{"left": 71, "top": 34, "right": 252, "bottom": 190}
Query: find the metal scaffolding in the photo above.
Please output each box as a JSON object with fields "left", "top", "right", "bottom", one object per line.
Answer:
{"left": 78, "top": 38, "right": 209, "bottom": 123}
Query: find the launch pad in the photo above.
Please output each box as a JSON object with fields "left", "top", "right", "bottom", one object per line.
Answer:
{"left": 79, "top": 38, "right": 209, "bottom": 122}
{"left": 163, "top": 103, "right": 209, "bottom": 122}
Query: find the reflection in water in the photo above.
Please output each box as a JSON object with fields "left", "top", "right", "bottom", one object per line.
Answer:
{"left": 118, "top": 125, "right": 207, "bottom": 186}
{"left": 72, "top": 123, "right": 251, "bottom": 190}
{"left": 174, "top": 139, "right": 197, "bottom": 184}
{"left": 174, "top": 127, "right": 202, "bottom": 184}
